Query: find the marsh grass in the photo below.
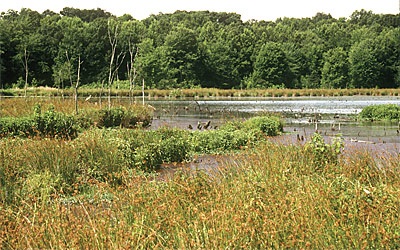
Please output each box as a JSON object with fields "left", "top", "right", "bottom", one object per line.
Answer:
{"left": 1, "top": 132, "right": 400, "bottom": 248}
{"left": 3, "top": 87, "right": 400, "bottom": 99}
{"left": 1, "top": 97, "right": 399, "bottom": 248}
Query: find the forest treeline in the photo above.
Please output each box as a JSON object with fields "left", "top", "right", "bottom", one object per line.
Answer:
{"left": 0, "top": 7, "right": 399, "bottom": 90}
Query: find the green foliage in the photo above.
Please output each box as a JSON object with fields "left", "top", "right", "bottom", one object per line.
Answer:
{"left": 96, "top": 106, "right": 152, "bottom": 128}
{"left": 1, "top": 8, "right": 400, "bottom": 89}
{"left": 304, "top": 133, "right": 343, "bottom": 170}
{"left": 250, "top": 42, "right": 293, "bottom": 88}
{"left": 0, "top": 104, "right": 78, "bottom": 139}
{"left": 242, "top": 115, "right": 284, "bottom": 136}
{"left": 321, "top": 47, "right": 349, "bottom": 89}
{"left": 119, "top": 115, "right": 282, "bottom": 171}
{"left": 119, "top": 128, "right": 191, "bottom": 172}
{"left": 359, "top": 104, "right": 400, "bottom": 121}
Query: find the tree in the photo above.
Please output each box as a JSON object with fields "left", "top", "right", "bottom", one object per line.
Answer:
{"left": 12, "top": 9, "right": 42, "bottom": 96}
{"left": 135, "top": 38, "right": 169, "bottom": 88}
{"left": 199, "top": 21, "right": 252, "bottom": 88}
{"left": 120, "top": 19, "right": 145, "bottom": 103}
{"left": 249, "top": 42, "right": 292, "bottom": 88}
{"left": 106, "top": 18, "right": 126, "bottom": 108}
{"left": 321, "top": 47, "right": 349, "bottom": 89}
{"left": 164, "top": 25, "right": 200, "bottom": 88}
{"left": 53, "top": 16, "right": 86, "bottom": 112}
{"left": 349, "top": 39, "right": 382, "bottom": 88}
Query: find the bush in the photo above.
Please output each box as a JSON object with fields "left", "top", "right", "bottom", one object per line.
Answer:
{"left": 243, "top": 115, "right": 284, "bottom": 136}
{"left": 359, "top": 104, "right": 400, "bottom": 121}
{"left": 119, "top": 129, "right": 191, "bottom": 172}
{"left": 191, "top": 129, "right": 253, "bottom": 154}
{"left": 0, "top": 104, "right": 78, "bottom": 139}
{"left": 117, "top": 115, "right": 283, "bottom": 172}
{"left": 304, "top": 133, "right": 343, "bottom": 170}
{"left": 96, "top": 106, "right": 153, "bottom": 128}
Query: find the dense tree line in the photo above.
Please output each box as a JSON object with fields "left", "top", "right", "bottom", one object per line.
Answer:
{"left": 0, "top": 7, "right": 399, "bottom": 90}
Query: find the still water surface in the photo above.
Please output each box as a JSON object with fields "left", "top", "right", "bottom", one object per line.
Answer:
{"left": 147, "top": 96, "right": 400, "bottom": 145}
{"left": 145, "top": 96, "right": 399, "bottom": 176}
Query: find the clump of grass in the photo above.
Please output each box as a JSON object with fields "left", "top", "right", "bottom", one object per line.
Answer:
{"left": 96, "top": 106, "right": 152, "bottom": 128}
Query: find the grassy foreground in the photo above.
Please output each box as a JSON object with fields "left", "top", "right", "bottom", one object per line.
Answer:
{"left": 1, "top": 135, "right": 399, "bottom": 248}
{"left": 0, "top": 98, "right": 399, "bottom": 248}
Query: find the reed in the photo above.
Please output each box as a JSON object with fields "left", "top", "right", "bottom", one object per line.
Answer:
{"left": 3, "top": 87, "right": 400, "bottom": 98}
{"left": 1, "top": 132, "right": 399, "bottom": 248}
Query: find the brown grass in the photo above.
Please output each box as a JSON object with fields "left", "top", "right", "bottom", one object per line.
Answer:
{"left": 1, "top": 138, "right": 399, "bottom": 248}
{"left": 3, "top": 87, "right": 400, "bottom": 99}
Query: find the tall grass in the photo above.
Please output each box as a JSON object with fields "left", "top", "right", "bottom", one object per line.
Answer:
{"left": 1, "top": 133, "right": 399, "bottom": 248}
{"left": 3, "top": 87, "right": 400, "bottom": 98}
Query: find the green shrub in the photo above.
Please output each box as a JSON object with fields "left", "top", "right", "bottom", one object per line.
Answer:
{"left": 359, "top": 104, "right": 400, "bottom": 121}
{"left": 97, "top": 107, "right": 125, "bottom": 128}
{"left": 243, "top": 115, "right": 284, "bottom": 136}
{"left": 0, "top": 104, "right": 78, "bottom": 139}
{"left": 191, "top": 129, "right": 252, "bottom": 154}
{"left": 119, "top": 129, "right": 191, "bottom": 172}
{"left": 117, "top": 115, "right": 283, "bottom": 172}
{"left": 304, "top": 133, "right": 343, "bottom": 170}
{"left": 96, "top": 106, "right": 153, "bottom": 128}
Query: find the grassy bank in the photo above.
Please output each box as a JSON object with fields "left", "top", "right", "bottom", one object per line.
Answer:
{"left": 2, "top": 86, "right": 400, "bottom": 98}
{"left": 1, "top": 136, "right": 399, "bottom": 248}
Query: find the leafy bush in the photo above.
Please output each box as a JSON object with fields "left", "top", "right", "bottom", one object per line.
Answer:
{"left": 359, "top": 104, "right": 400, "bottom": 121}
{"left": 119, "top": 129, "right": 191, "bottom": 172}
{"left": 243, "top": 115, "right": 284, "bottom": 136}
{"left": 97, "top": 107, "right": 125, "bottom": 127}
{"left": 304, "top": 133, "right": 343, "bottom": 170}
{"left": 0, "top": 104, "right": 78, "bottom": 139}
{"left": 191, "top": 129, "right": 253, "bottom": 154}
{"left": 96, "top": 106, "right": 153, "bottom": 128}
{"left": 119, "top": 115, "right": 283, "bottom": 171}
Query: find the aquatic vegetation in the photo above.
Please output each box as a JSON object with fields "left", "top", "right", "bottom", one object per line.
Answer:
{"left": 359, "top": 104, "right": 400, "bottom": 121}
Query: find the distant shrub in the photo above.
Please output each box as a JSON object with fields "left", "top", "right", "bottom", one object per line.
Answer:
{"left": 191, "top": 129, "right": 253, "bottom": 154}
{"left": 359, "top": 104, "right": 400, "bottom": 121}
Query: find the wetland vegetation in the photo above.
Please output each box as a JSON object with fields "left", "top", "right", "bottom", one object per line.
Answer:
{"left": 1, "top": 5, "right": 400, "bottom": 248}
{"left": 0, "top": 97, "right": 399, "bottom": 248}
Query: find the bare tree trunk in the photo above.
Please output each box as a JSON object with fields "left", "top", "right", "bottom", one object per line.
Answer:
{"left": 74, "top": 55, "right": 82, "bottom": 115}
{"left": 107, "top": 19, "right": 118, "bottom": 110}
{"left": 127, "top": 45, "right": 139, "bottom": 105}
{"left": 99, "top": 79, "right": 104, "bottom": 109}
{"left": 108, "top": 81, "right": 112, "bottom": 110}
{"left": 23, "top": 48, "right": 29, "bottom": 98}
{"left": 142, "top": 78, "right": 145, "bottom": 105}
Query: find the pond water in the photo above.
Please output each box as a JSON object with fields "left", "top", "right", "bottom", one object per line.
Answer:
{"left": 145, "top": 96, "right": 400, "bottom": 177}
{"left": 147, "top": 96, "right": 400, "bottom": 143}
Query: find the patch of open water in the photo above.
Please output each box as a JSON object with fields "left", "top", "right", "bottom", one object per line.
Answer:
{"left": 147, "top": 96, "right": 400, "bottom": 178}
